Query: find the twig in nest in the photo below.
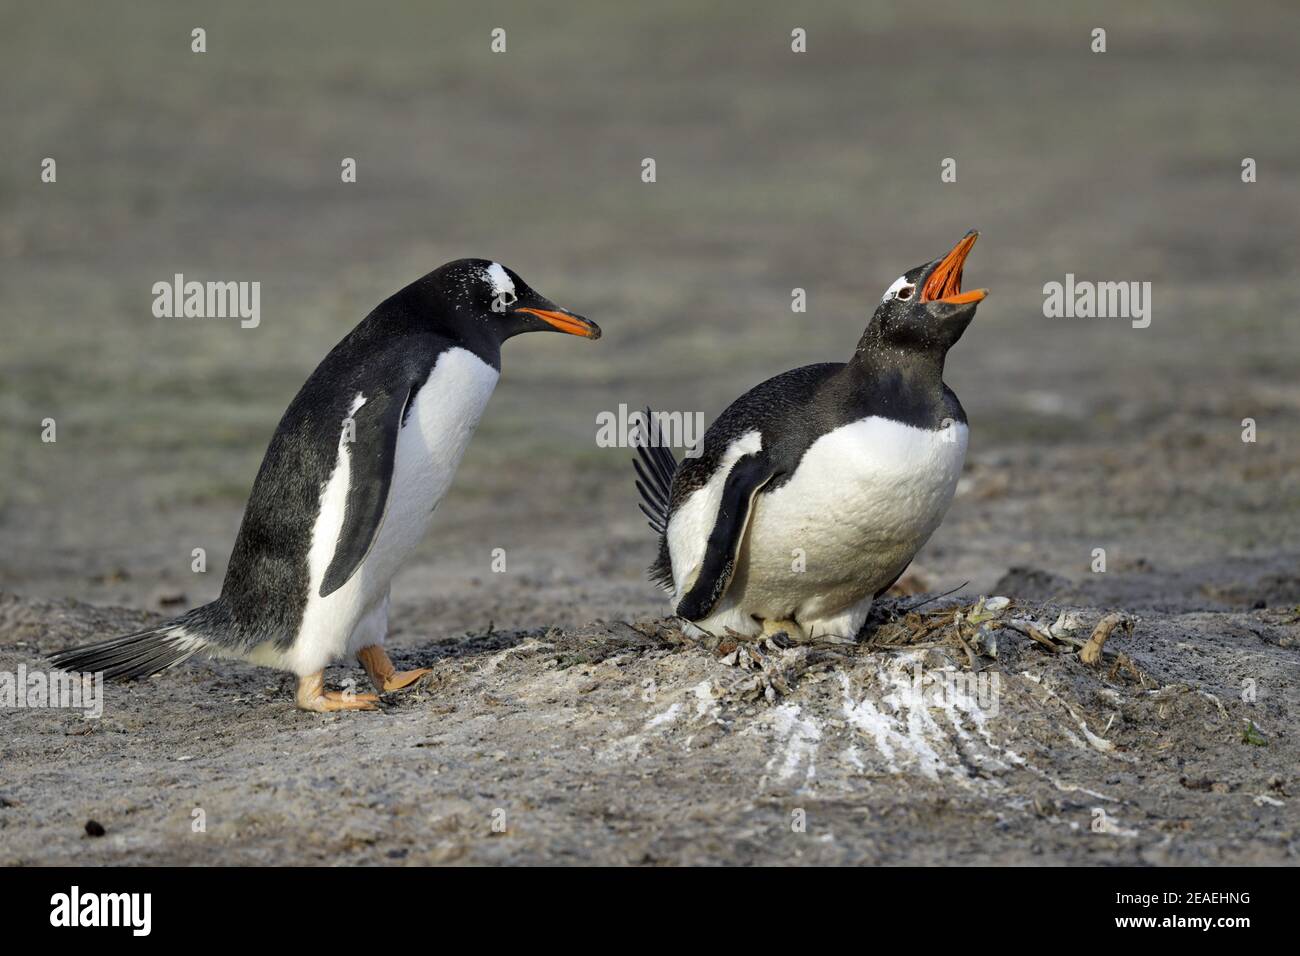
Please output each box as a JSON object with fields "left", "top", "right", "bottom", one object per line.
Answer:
{"left": 1005, "top": 618, "right": 1061, "bottom": 653}
{"left": 1109, "top": 652, "right": 1150, "bottom": 688}
{"left": 866, "top": 610, "right": 932, "bottom": 648}
{"left": 877, "top": 617, "right": 945, "bottom": 649}
{"left": 1081, "top": 612, "right": 1132, "bottom": 666}
{"left": 952, "top": 613, "right": 977, "bottom": 670}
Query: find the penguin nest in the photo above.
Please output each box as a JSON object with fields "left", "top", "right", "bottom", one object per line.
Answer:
{"left": 687, "top": 595, "right": 1141, "bottom": 669}
{"left": 865, "top": 598, "right": 1147, "bottom": 684}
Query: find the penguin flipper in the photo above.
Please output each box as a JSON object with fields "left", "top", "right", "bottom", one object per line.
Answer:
{"left": 319, "top": 381, "right": 419, "bottom": 599}
{"left": 632, "top": 407, "right": 681, "bottom": 592}
{"left": 632, "top": 407, "right": 679, "bottom": 534}
{"left": 674, "top": 452, "right": 776, "bottom": 621}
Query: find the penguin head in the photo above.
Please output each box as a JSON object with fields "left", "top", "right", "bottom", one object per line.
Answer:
{"left": 866, "top": 230, "right": 987, "bottom": 356}
{"left": 429, "top": 259, "right": 600, "bottom": 343}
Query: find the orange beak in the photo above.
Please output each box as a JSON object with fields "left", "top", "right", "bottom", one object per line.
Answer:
{"left": 516, "top": 307, "right": 602, "bottom": 339}
{"left": 920, "top": 231, "right": 988, "bottom": 305}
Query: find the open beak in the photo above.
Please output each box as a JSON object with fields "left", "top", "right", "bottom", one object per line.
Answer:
{"left": 920, "top": 230, "right": 988, "bottom": 306}
{"left": 516, "top": 307, "right": 602, "bottom": 339}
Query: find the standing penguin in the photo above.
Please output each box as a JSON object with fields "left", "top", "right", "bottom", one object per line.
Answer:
{"left": 634, "top": 231, "right": 985, "bottom": 642}
{"left": 52, "top": 260, "right": 599, "bottom": 711}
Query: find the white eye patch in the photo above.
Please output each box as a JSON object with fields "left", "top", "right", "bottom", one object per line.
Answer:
{"left": 881, "top": 274, "right": 916, "bottom": 303}
{"left": 485, "top": 262, "right": 516, "bottom": 303}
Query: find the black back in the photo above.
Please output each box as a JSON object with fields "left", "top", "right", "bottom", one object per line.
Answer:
{"left": 671, "top": 355, "right": 966, "bottom": 509}
{"left": 645, "top": 353, "right": 966, "bottom": 592}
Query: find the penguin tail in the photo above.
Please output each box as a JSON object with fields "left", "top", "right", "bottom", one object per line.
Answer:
{"left": 632, "top": 407, "right": 679, "bottom": 593}
{"left": 49, "top": 604, "right": 220, "bottom": 682}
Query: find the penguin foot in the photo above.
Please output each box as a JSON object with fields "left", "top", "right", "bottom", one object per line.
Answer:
{"left": 761, "top": 618, "right": 808, "bottom": 642}
{"left": 296, "top": 672, "right": 380, "bottom": 713}
{"left": 382, "top": 668, "right": 432, "bottom": 692}
{"left": 357, "top": 645, "right": 432, "bottom": 694}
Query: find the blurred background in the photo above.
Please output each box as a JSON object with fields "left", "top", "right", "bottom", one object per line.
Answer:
{"left": 2, "top": 0, "right": 1298, "bottom": 635}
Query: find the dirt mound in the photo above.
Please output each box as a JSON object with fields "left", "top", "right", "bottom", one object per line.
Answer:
{"left": 2, "top": 590, "right": 1295, "bottom": 865}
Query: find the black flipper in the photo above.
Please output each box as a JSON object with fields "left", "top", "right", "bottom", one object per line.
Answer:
{"left": 674, "top": 452, "right": 776, "bottom": 621}
{"left": 319, "top": 381, "right": 419, "bottom": 598}
{"left": 632, "top": 408, "right": 680, "bottom": 591}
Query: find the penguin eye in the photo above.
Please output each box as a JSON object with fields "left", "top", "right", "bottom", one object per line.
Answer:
{"left": 881, "top": 275, "right": 914, "bottom": 303}
{"left": 492, "top": 290, "right": 517, "bottom": 312}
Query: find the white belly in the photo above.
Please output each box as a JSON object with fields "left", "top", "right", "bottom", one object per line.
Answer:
{"left": 259, "top": 347, "right": 499, "bottom": 675}
{"left": 673, "top": 416, "right": 968, "bottom": 628}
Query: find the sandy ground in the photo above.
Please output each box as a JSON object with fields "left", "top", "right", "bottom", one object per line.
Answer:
{"left": 2, "top": 570, "right": 1297, "bottom": 865}
{"left": 2, "top": 1, "right": 1298, "bottom": 864}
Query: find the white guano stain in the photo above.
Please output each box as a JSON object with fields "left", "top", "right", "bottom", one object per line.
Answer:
{"left": 838, "top": 652, "right": 1007, "bottom": 784}
{"left": 762, "top": 703, "right": 822, "bottom": 787}
{"left": 601, "top": 702, "right": 683, "bottom": 762}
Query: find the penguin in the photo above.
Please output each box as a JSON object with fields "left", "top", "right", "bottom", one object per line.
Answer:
{"left": 634, "top": 231, "right": 985, "bottom": 642}
{"left": 51, "top": 260, "right": 600, "bottom": 712}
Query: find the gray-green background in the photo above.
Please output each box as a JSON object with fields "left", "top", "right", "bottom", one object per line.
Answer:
{"left": 3, "top": 0, "right": 1297, "bottom": 624}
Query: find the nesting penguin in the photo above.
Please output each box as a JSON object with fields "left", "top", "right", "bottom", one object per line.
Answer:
{"left": 634, "top": 231, "right": 986, "bottom": 642}
{"left": 52, "top": 260, "right": 599, "bottom": 711}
